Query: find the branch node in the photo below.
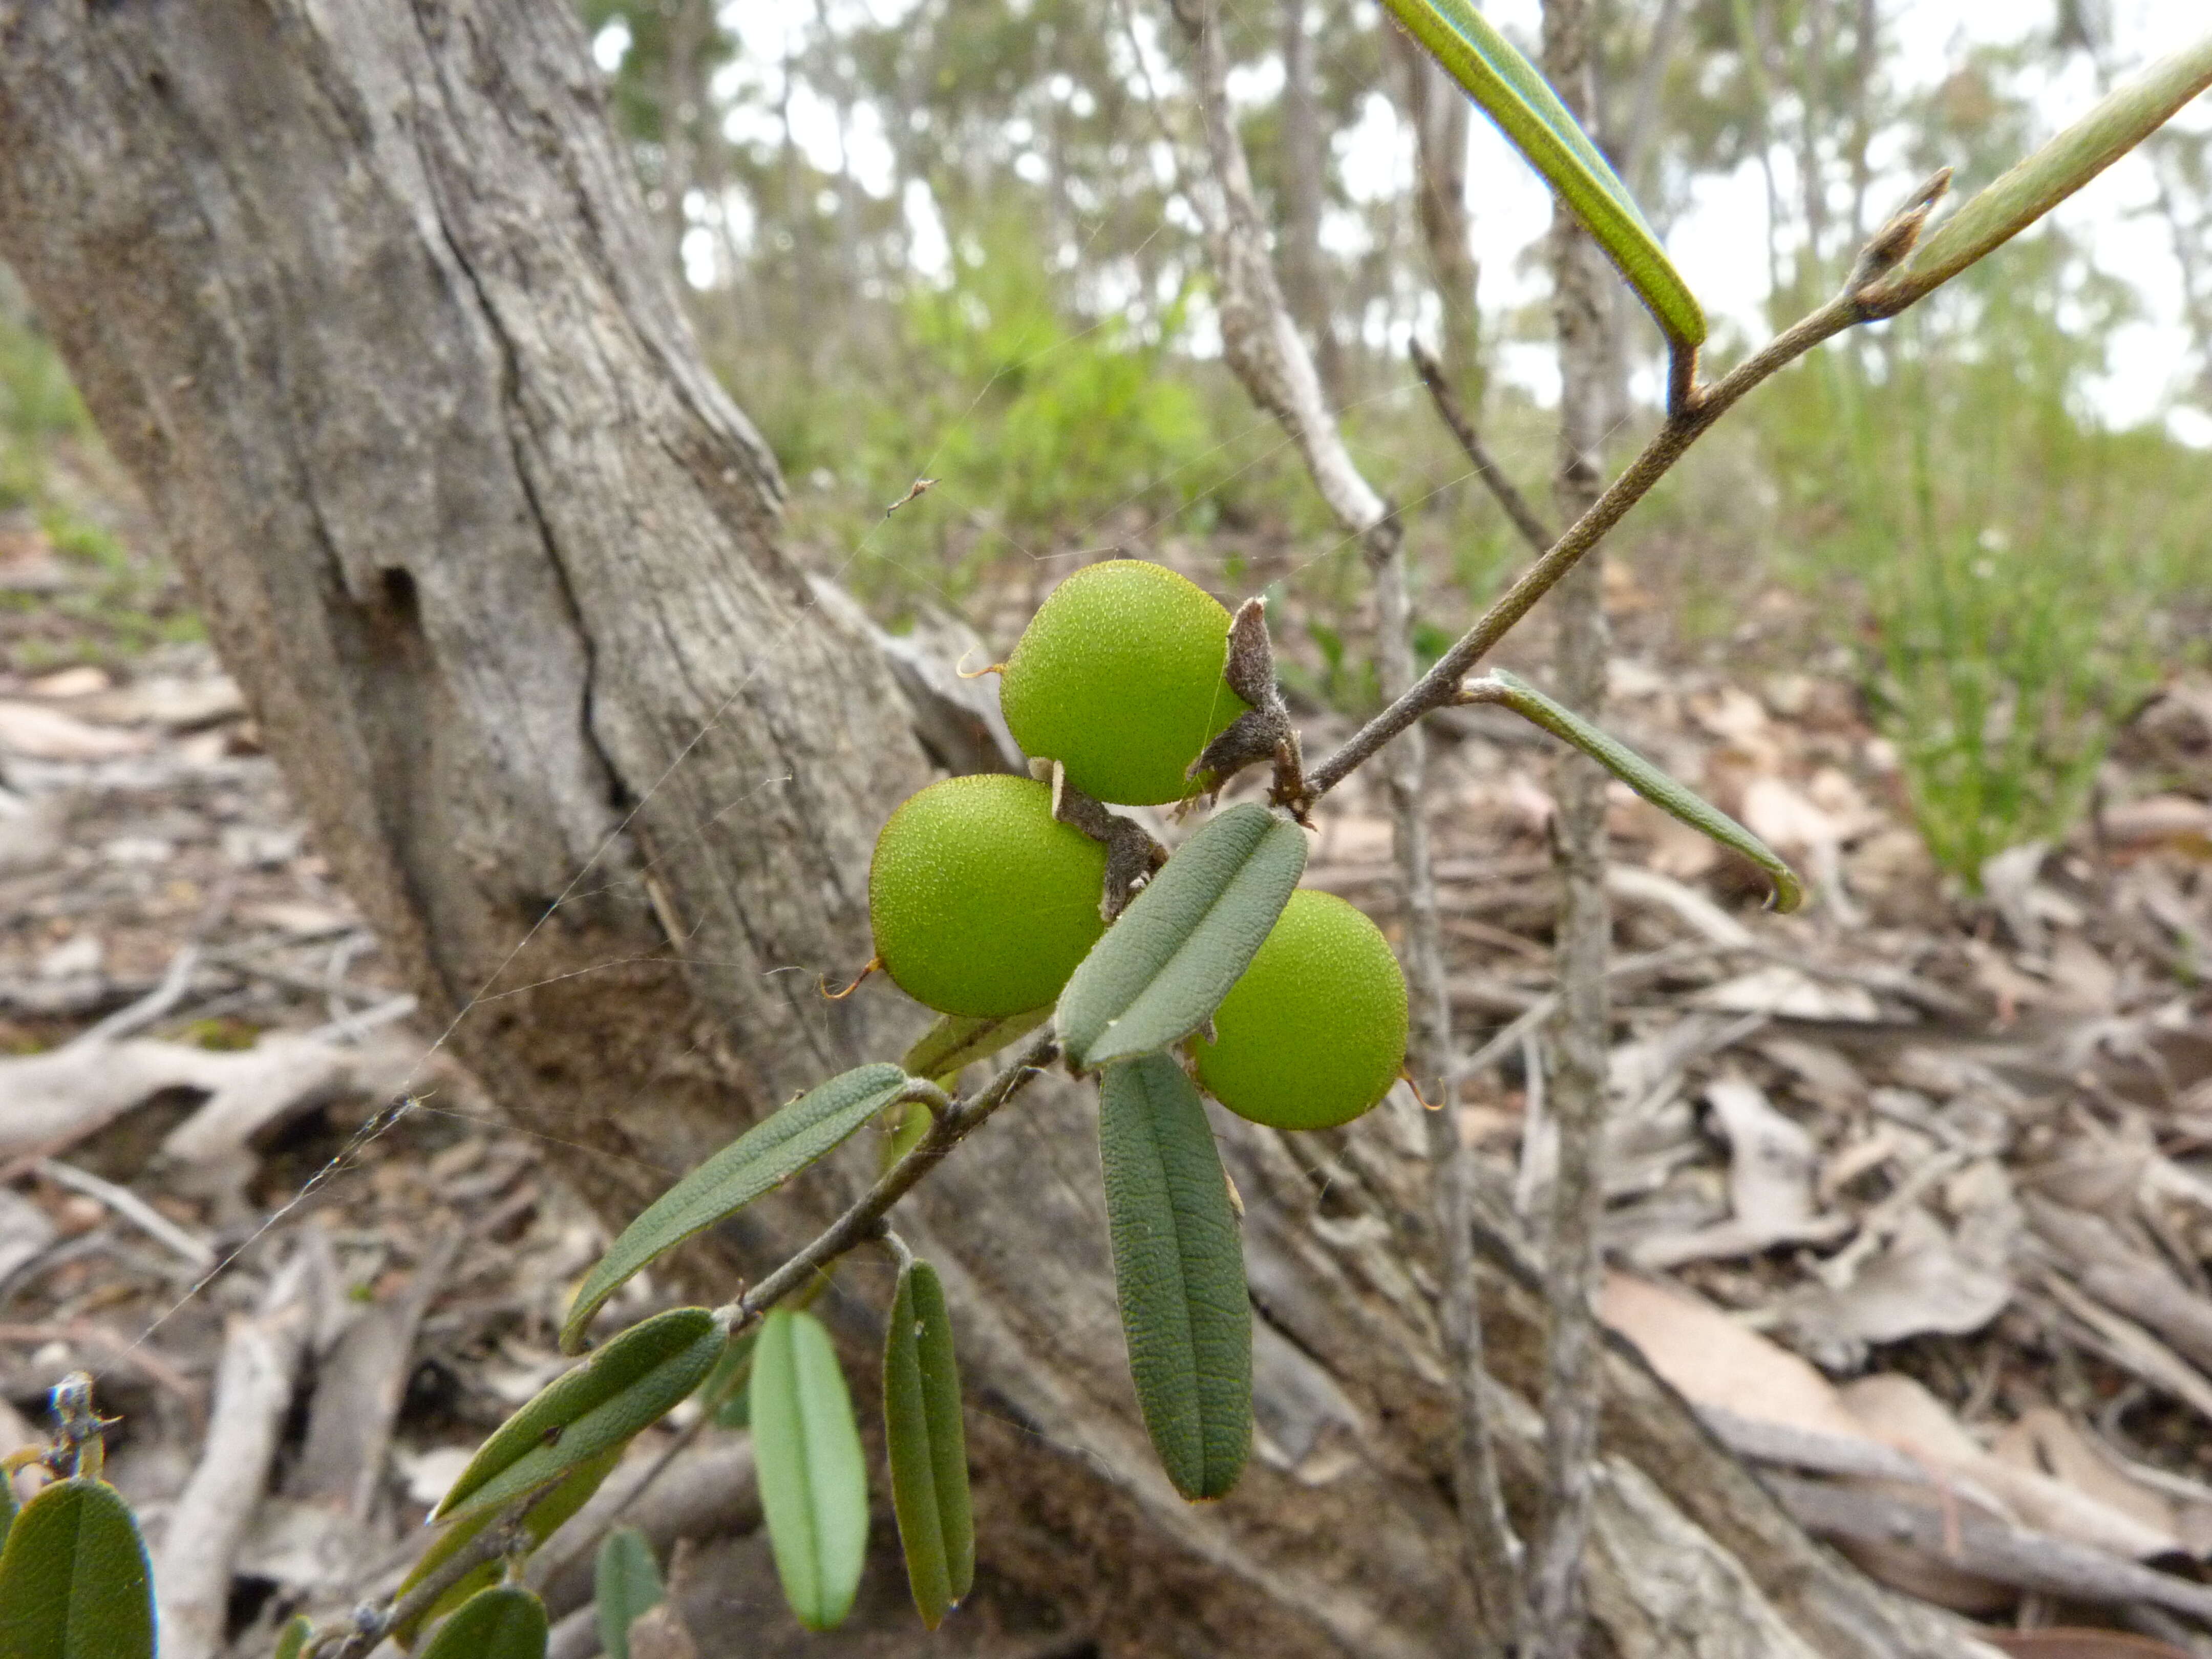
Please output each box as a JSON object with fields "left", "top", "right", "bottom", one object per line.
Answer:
{"left": 1846, "top": 166, "right": 1953, "bottom": 305}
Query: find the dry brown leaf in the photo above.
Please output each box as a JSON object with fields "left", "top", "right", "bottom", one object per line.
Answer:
{"left": 1783, "top": 1208, "right": 2012, "bottom": 1358}
{"left": 2101, "top": 794, "right": 2212, "bottom": 849}
{"left": 1697, "top": 965, "right": 1883, "bottom": 1022}
{"left": 1990, "top": 1409, "right": 2186, "bottom": 1546}
{"left": 1842, "top": 1376, "right": 2178, "bottom": 1561}
{"left": 1598, "top": 1273, "right": 1871, "bottom": 1443}
{"left": 1628, "top": 1078, "right": 1851, "bottom": 1269}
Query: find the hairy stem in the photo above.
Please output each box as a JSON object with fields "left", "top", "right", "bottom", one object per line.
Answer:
{"left": 1305, "top": 288, "right": 1865, "bottom": 801}
{"left": 721, "top": 1032, "right": 1059, "bottom": 1326}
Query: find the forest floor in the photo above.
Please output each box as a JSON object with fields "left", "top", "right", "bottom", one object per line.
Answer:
{"left": 5, "top": 499, "right": 2212, "bottom": 1657}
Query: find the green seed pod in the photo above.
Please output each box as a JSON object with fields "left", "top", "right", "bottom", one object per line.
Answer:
{"left": 869, "top": 775, "right": 1108, "bottom": 1017}
{"left": 999, "top": 560, "right": 1249, "bottom": 806}
{"left": 1194, "top": 890, "right": 1408, "bottom": 1131}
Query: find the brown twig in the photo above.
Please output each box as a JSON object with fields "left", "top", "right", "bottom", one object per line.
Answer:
{"left": 719, "top": 1031, "right": 1057, "bottom": 1329}
{"left": 1408, "top": 337, "right": 1555, "bottom": 556}
{"left": 1304, "top": 286, "right": 1868, "bottom": 803}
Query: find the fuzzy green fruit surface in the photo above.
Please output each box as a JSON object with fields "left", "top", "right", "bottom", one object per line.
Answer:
{"left": 1194, "top": 889, "right": 1407, "bottom": 1131}
{"left": 999, "top": 559, "right": 1249, "bottom": 806}
{"left": 869, "top": 775, "right": 1108, "bottom": 1017}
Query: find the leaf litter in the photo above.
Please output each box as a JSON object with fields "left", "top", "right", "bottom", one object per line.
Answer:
{"left": 5, "top": 542, "right": 2212, "bottom": 1649}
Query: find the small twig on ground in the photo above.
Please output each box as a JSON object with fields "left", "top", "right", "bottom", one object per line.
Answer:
{"left": 1768, "top": 1471, "right": 2212, "bottom": 1624}
{"left": 36, "top": 1158, "right": 216, "bottom": 1270}
{"left": 287, "top": 1226, "right": 461, "bottom": 1520}
{"left": 156, "top": 1248, "right": 317, "bottom": 1659}
{"left": 68, "top": 943, "right": 202, "bottom": 1049}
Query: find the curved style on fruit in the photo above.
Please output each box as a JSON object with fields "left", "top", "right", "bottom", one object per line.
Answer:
{"left": 868, "top": 775, "right": 1109, "bottom": 1017}
{"left": 998, "top": 559, "right": 1249, "bottom": 806}
{"left": 1194, "top": 889, "right": 1408, "bottom": 1131}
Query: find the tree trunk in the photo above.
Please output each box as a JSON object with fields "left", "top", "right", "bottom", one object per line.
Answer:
{"left": 1278, "top": 0, "right": 1346, "bottom": 406}
{"left": 1388, "top": 28, "right": 1483, "bottom": 408}
{"left": 0, "top": 7, "right": 2003, "bottom": 1657}
{"left": 1525, "top": 0, "right": 1617, "bottom": 1650}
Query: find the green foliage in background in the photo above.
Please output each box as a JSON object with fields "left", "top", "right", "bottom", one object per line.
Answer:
{"left": 1765, "top": 233, "right": 2207, "bottom": 881}
{"left": 0, "top": 280, "right": 196, "bottom": 666}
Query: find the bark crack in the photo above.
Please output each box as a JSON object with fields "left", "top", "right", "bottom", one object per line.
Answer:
{"left": 401, "top": 0, "right": 630, "bottom": 905}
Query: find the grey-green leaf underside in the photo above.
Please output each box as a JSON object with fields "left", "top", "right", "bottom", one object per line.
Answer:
{"left": 1098, "top": 1055, "right": 1251, "bottom": 1501}
{"left": 752, "top": 1308, "right": 870, "bottom": 1632}
{"left": 1056, "top": 803, "right": 1306, "bottom": 1071}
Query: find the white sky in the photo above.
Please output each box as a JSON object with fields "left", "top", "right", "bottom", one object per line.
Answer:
{"left": 1457, "top": 0, "right": 2212, "bottom": 435}
{"left": 671, "top": 1, "right": 2212, "bottom": 438}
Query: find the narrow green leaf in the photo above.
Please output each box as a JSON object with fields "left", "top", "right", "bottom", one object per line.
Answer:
{"left": 883, "top": 1259, "right": 974, "bottom": 1629}
{"left": 1056, "top": 803, "right": 1307, "bottom": 1071}
{"left": 1482, "top": 670, "right": 1803, "bottom": 912}
{"left": 563, "top": 1065, "right": 916, "bottom": 1350}
{"left": 1885, "top": 33, "right": 2212, "bottom": 305}
{"left": 751, "top": 1308, "right": 869, "bottom": 1632}
{"left": 594, "top": 1527, "right": 665, "bottom": 1659}
{"left": 435, "top": 1308, "right": 722, "bottom": 1524}
{"left": 900, "top": 1005, "right": 1053, "bottom": 1081}
{"left": 418, "top": 1585, "right": 548, "bottom": 1659}
{"left": 394, "top": 1443, "right": 622, "bottom": 1647}
{"left": 1097, "top": 1057, "right": 1251, "bottom": 1500}
{"left": 1378, "top": 0, "right": 1705, "bottom": 347}
{"left": 0, "top": 1477, "right": 155, "bottom": 1659}
{"left": 273, "top": 1615, "right": 314, "bottom": 1659}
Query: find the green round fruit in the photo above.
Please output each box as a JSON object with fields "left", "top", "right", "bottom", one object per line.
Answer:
{"left": 868, "top": 774, "right": 1108, "bottom": 1017}
{"left": 999, "top": 559, "right": 1249, "bottom": 806}
{"left": 1194, "top": 890, "right": 1408, "bottom": 1131}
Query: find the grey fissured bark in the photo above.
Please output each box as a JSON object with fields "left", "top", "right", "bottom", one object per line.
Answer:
{"left": 0, "top": 6, "right": 2003, "bottom": 1656}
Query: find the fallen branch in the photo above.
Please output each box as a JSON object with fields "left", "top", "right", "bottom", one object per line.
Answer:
{"left": 36, "top": 1158, "right": 215, "bottom": 1270}
{"left": 156, "top": 1248, "right": 317, "bottom": 1659}
{"left": 1768, "top": 1473, "right": 2212, "bottom": 1624}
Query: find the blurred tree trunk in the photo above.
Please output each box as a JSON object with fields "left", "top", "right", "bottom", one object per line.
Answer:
{"left": 1523, "top": 0, "right": 1618, "bottom": 1651}
{"left": 1278, "top": 0, "right": 1347, "bottom": 405}
{"left": 1388, "top": 28, "right": 1483, "bottom": 407}
{"left": 0, "top": 6, "right": 2008, "bottom": 1657}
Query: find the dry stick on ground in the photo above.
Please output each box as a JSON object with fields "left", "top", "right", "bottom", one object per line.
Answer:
{"left": 287, "top": 1226, "right": 462, "bottom": 1522}
{"left": 1167, "top": 0, "right": 1521, "bottom": 1636}
{"left": 156, "top": 1248, "right": 318, "bottom": 1659}
{"left": 1519, "top": 1, "right": 1621, "bottom": 1650}
{"left": 1767, "top": 1472, "right": 2212, "bottom": 1626}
